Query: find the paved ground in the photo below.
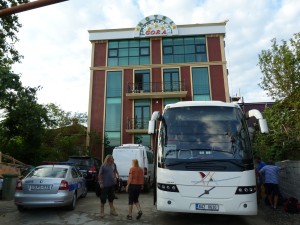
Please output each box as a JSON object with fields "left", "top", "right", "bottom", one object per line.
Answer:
{"left": 0, "top": 191, "right": 299, "bottom": 225}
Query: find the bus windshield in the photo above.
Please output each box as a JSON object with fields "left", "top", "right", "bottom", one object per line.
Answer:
{"left": 158, "top": 106, "right": 253, "bottom": 170}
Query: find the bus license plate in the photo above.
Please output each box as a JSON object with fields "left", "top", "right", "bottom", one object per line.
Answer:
{"left": 196, "top": 203, "right": 219, "bottom": 211}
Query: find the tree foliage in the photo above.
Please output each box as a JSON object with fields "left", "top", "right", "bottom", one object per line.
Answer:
{"left": 0, "top": 0, "right": 30, "bottom": 66}
{"left": 255, "top": 32, "right": 300, "bottom": 161}
{"left": 0, "top": 1, "right": 89, "bottom": 165}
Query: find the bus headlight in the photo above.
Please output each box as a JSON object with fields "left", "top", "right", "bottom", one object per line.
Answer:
{"left": 157, "top": 183, "right": 179, "bottom": 192}
{"left": 235, "top": 186, "right": 256, "bottom": 194}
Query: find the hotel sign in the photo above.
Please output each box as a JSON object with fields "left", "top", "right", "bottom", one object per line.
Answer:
{"left": 134, "top": 14, "right": 178, "bottom": 38}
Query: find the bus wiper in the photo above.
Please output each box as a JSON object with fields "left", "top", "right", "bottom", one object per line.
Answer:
{"left": 165, "top": 161, "right": 189, "bottom": 166}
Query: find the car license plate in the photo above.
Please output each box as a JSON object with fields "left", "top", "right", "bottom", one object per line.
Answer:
{"left": 30, "top": 184, "right": 51, "bottom": 190}
{"left": 196, "top": 203, "right": 219, "bottom": 211}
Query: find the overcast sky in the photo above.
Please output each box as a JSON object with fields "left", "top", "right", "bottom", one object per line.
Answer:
{"left": 12, "top": 0, "right": 300, "bottom": 113}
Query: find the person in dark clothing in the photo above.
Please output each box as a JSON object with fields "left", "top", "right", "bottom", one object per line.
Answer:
{"left": 255, "top": 156, "right": 266, "bottom": 201}
{"left": 112, "top": 158, "right": 120, "bottom": 199}
{"left": 259, "top": 160, "right": 285, "bottom": 210}
{"left": 98, "top": 154, "right": 118, "bottom": 218}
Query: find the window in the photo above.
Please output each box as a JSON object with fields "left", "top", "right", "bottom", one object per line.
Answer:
{"left": 105, "top": 71, "right": 122, "bottom": 147}
{"left": 134, "top": 100, "right": 150, "bottom": 129}
{"left": 164, "top": 98, "right": 180, "bottom": 107}
{"left": 192, "top": 67, "right": 210, "bottom": 100}
{"left": 162, "top": 36, "right": 207, "bottom": 64}
{"left": 163, "top": 68, "right": 179, "bottom": 92}
{"left": 134, "top": 70, "right": 150, "bottom": 92}
{"left": 134, "top": 134, "right": 151, "bottom": 148}
{"left": 108, "top": 39, "right": 150, "bottom": 66}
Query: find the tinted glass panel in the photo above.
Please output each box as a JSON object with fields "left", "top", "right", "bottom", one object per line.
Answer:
{"left": 162, "top": 36, "right": 207, "bottom": 63}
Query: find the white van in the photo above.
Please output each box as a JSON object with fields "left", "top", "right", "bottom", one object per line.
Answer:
{"left": 112, "top": 144, "right": 154, "bottom": 192}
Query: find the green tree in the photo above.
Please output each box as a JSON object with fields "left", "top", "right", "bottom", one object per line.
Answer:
{"left": 0, "top": 84, "right": 52, "bottom": 164}
{"left": 255, "top": 32, "right": 300, "bottom": 160}
{"left": 1, "top": 0, "right": 30, "bottom": 66}
{"left": 45, "top": 103, "right": 87, "bottom": 128}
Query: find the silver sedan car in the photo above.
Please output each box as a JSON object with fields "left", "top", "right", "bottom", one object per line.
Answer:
{"left": 14, "top": 164, "right": 87, "bottom": 211}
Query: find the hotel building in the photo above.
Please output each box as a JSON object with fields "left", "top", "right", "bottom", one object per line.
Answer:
{"left": 87, "top": 15, "right": 229, "bottom": 160}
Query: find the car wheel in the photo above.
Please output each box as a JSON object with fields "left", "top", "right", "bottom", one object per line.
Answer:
{"left": 17, "top": 205, "right": 25, "bottom": 212}
{"left": 81, "top": 186, "right": 88, "bottom": 198}
{"left": 67, "top": 192, "right": 77, "bottom": 210}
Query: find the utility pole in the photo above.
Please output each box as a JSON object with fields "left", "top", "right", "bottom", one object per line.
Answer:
{"left": 0, "top": 0, "right": 69, "bottom": 17}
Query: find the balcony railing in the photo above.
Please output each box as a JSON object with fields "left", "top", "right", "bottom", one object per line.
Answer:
{"left": 126, "top": 81, "right": 187, "bottom": 99}
{"left": 127, "top": 81, "right": 185, "bottom": 93}
{"left": 126, "top": 117, "right": 149, "bottom": 133}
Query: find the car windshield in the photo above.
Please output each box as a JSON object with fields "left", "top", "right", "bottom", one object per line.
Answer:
{"left": 158, "top": 106, "right": 253, "bottom": 170}
{"left": 27, "top": 167, "right": 68, "bottom": 178}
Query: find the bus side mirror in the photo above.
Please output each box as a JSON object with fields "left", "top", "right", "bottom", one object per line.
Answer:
{"left": 259, "top": 118, "right": 269, "bottom": 134}
{"left": 148, "top": 120, "right": 155, "bottom": 134}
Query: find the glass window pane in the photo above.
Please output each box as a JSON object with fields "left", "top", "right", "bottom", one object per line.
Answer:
{"left": 129, "top": 40, "right": 139, "bottom": 47}
{"left": 140, "top": 56, "right": 149, "bottom": 65}
{"left": 119, "top": 57, "right": 129, "bottom": 66}
{"left": 174, "top": 54, "right": 184, "bottom": 63}
{"left": 196, "top": 45, "right": 206, "bottom": 53}
{"left": 109, "top": 49, "right": 118, "bottom": 57}
{"left": 184, "top": 37, "right": 194, "bottom": 45}
{"left": 108, "top": 58, "right": 118, "bottom": 66}
{"left": 105, "top": 132, "right": 121, "bottom": 146}
{"left": 164, "top": 98, "right": 180, "bottom": 107}
{"left": 105, "top": 98, "right": 121, "bottom": 131}
{"left": 194, "top": 95, "right": 210, "bottom": 101}
{"left": 119, "top": 48, "right": 128, "bottom": 57}
{"left": 162, "top": 38, "right": 173, "bottom": 46}
{"left": 192, "top": 67, "right": 210, "bottom": 95}
{"left": 129, "top": 48, "right": 139, "bottom": 56}
{"left": 173, "top": 38, "right": 184, "bottom": 45}
{"left": 140, "top": 47, "right": 149, "bottom": 56}
{"left": 107, "top": 71, "right": 122, "bottom": 97}
{"left": 196, "top": 54, "right": 207, "bottom": 62}
{"left": 174, "top": 46, "right": 184, "bottom": 54}
{"left": 163, "top": 46, "right": 173, "bottom": 54}
{"left": 140, "top": 39, "right": 150, "bottom": 47}
{"left": 185, "top": 45, "right": 195, "bottom": 54}
{"left": 195, "top": 37, "right": 206, "bottom": 44}
{"left": 163, "top": 55, "right": 173, "bottom": 64}
{"left": 185, "top": 54, "right": 196, "bottom": 62}
{"left": 119, "top": 40, "right": 128, "bottom": 48}
{"left": 108, "top": 41, "right": 118, "bottom": 48}
{"left": 134, "top": 134, "right": 150, "bottom": 147}
{"left": 129, "top": 57, "right": 139, "bottom": 65}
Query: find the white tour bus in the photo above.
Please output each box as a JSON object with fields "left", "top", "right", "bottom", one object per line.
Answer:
{"left": 148, "top": 101, "right": 268, "bottom": 215}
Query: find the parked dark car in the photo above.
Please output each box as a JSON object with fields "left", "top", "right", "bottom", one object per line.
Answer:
{"left": 67, "top": 156, "right": 101, "bottom": 190}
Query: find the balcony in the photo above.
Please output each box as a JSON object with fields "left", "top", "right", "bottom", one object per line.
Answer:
{"left": 126, "top": 117, "right": 149, "bottom": 133}
{"left": 126, "top": 81, "right": 187, "bottom": 99}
